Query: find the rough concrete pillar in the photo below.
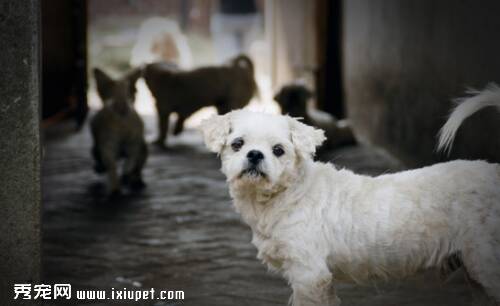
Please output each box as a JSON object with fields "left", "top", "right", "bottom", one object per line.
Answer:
{"left": 343, "top": 0, "right": 500, "bottom": 166}
{"left": 0, "top": 0, "right": 41, "bottom": 304}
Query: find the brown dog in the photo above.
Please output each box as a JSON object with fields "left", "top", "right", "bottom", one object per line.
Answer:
{"left": 274, "top": 83, "right": 356, "bottom": 149}
{"left": 143, "top": 55, "right": 258, "bottom": 146}
{"left": 91, "top": 68, "right": 147, "bottom": 196}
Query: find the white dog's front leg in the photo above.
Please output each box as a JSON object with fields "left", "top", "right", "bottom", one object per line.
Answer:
{"left": 285, "top": 261, "right": 340, "bottom": 306}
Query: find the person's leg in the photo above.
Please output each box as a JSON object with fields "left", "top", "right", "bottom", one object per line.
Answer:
{"left": 240, "top": 14, "right": 262, "bottom": 55}
{"left": 211, "top": 13, "right": 240, "bottom": 62}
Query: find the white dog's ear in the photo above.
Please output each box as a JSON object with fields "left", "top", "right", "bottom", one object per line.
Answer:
{"left": 199, "top": 113, "right": 231, "bottom": 153}
{"left": 287, "top": 117, "right": 325, "bottom": 158}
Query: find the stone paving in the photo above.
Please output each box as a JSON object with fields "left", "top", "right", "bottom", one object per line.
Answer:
{"left": 42, "top": 116, "right": 492, "bottom": 306}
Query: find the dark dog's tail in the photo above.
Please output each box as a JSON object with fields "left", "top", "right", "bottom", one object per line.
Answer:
{"left": 437, "top": 83, "right": 500, "bottom": 155}
{"left": 231, "top": 54, "right": 260, "bottom": 101}
{"left": 231, "top": 54, "right": 255, "bottom": 73}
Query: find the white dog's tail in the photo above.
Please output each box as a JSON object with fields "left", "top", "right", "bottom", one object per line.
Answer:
{"left": 437, "top": 83, "right": 500, "bottom": 155}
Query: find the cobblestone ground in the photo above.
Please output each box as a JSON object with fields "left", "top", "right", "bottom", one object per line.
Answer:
{"left": 42, "top": 116, "right": 491, "bottom": 306}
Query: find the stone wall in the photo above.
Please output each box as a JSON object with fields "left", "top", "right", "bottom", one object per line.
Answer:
{"left": 0, "top": 0, "right": 41, "bottom": 304}
{"left": 343, "top": 0, "right": 500, "bottom": 166}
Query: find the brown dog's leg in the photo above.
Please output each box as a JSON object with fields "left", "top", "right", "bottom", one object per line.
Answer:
{"left": 100, "top": 146, "right": 120, "bottom": 196}
{"left": 216, "top": 100, "right": 230, "bottom": 115}
{"left": 92, "top": 144, "right": 106, "bottom": 173}
{"left": 154, "top": 111, "right": 170, "bottom": 147}
{"left": 122, "top": 141, "right": 147, "bottom": 190}
{"left": 173, "top": 114, "right": 186, "bottom": 136}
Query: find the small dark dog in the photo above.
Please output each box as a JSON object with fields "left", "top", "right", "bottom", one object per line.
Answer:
{"left": 91, "top": 68, "right": 147, "bottom": 195}
{"left": 143, "top": 54, "right": 258, "bottom": 146}
{"left": 274, "top": 83, "right": 356, "bottom": 149}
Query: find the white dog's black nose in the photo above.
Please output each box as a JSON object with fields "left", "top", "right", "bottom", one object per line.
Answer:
{"left": 247, "top": 150, "right": 264, "bottom": 164}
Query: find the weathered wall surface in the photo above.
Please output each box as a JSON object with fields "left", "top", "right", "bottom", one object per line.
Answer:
{"left": 343, "top": 0, "right": 500, "bottom": 166}
{"left": 0, "top": 0, "right": 41, "bottom": 304}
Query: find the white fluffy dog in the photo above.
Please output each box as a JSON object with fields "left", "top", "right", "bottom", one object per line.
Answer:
{"left": 130, "top": 17, "right": 192, "bottom": 69}
{"left": 200, "top": 110, "right": 500, "bottom": 306}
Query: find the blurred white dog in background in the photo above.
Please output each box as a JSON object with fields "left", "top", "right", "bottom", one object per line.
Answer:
{"left": 200, "top": 110, "right": 500, "bottom": 306}
{"left": 130, "top": 17, "right": 192, "bottom": 69}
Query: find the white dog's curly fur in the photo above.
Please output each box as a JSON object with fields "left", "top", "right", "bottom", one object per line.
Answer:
{"left": 200, "top": 110, "right": 500, "bottom": 306}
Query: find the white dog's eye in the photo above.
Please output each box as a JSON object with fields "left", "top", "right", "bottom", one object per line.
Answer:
{"left": 272, "top": 144, "right": 285, "bottom": 157}
{"left": 231, "top": 138, "right": 244, "bottom": 152}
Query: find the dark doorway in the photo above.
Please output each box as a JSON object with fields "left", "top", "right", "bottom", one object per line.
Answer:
{"left": 316, "top": 0, "right": 344, "bottom": 118}
{"left": 42, "top": 0, "right": 88, "bottom": 128}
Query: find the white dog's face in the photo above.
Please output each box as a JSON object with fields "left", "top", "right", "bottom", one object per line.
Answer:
{"left": 199, "top": 110, "right": 325, "bottom": 192}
